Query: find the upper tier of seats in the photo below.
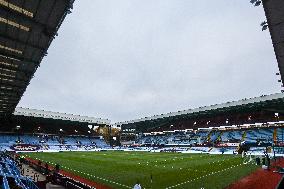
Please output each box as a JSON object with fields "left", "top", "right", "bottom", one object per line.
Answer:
{"left": 135, "top": 127, "right": 284, "bottom": 146}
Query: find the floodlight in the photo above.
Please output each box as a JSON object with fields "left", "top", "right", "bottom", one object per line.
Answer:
{"left": 262, "top": 25, "right": 268, "bottom": 31}
{"left": 260, "top": 21, "right": 267, "bottom": 26}
{"left": 254, "top": 1, "right": 261, "bottom": 6}
{"left": 250, "top": 0, "right": 261, "bottom": 6}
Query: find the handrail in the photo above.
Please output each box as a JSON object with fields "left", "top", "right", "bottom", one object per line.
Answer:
{"left": 15, "top": 176, "right": 29, "bottom": 189}
{"left": 3, "top": 176, "right": 10, "bottom": 189}
{"left": 0, "top": 154, "right": 39, "bottom": 189}
{"left": 275, "top": 175, "right": 284, "bottom": 189}
{"left": 22, "top": 177, "right": 40, "bottom": 189}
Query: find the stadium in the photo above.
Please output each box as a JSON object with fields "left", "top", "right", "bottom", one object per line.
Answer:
{"left": 0, "top": 0, "right": 284, "bottom": 189}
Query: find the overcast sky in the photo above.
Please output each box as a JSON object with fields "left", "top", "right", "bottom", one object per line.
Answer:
{"left": 18, "top": 0, "right": 281, "bottom": 123}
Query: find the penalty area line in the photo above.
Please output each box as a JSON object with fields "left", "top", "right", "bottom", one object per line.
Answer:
{"left": 165, "top": 163, "right": 243, "bottom": 189}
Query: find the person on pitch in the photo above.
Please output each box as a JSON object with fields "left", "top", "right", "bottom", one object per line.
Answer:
{"left": 133, "top": 181, "right": 142, "bottom": 189}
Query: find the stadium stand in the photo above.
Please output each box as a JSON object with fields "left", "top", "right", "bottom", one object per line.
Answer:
{"left": 0, "top": 152, "right": 39, "bottom": 189}
{"left": 128, "top": 122, "right": 284, "bottom": 155}
{"left": 0, "top": 133, "right": 109, "bottom": 152}
{"left": 0, "top": 0, "right": 284, "bottom": 188}
{"left": 0, "top": 94, "right": 283, "bottom": 188}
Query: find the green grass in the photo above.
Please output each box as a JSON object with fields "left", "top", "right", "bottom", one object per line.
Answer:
{"left": 23, "top": 151, "right": 259, "bottom": 189}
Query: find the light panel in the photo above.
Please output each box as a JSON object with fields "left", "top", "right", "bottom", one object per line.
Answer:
{"left": 0, "top": 92, "right": 15, "bottom": 96}
{"left": 0, "top": 77, "right": 14, "bottom": 82}
{"left": 0, "top": 17, "right": 30, "bottom": 31}
{"left": 0, "top": 0, "right": 33, "bottom": 18}
{"left": 0, "top": 72, "right": 16, "bottom": 78}
{"left": 0, "top": 96, "right": 10, "bottom": 100}
{"left": 0, "top": 61, "right": 18, "bottom": 68}
{"left": 0, "top": 44, "right": 22, "bottom": 54}
{"left": 0, "top": 54, "right": 21, "bottom": 62}
{"left": 0, "top": 67, "right": 16, "bottom": 73}
{"left": 0, "top": 86, "right": 12, "bottom": 90}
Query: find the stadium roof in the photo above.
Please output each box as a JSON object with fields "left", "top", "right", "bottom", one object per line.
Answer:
{"left": 116, "top": 93, "right": 284, "bottom": 127}
{"left": 14, "top": 107, "right": 110, "bottom": 125}
{"left": 0, "top": 0, "right": 74, "bottom": 118}
{"left": 262, "top": 0, "right": 284, "bottom": 84}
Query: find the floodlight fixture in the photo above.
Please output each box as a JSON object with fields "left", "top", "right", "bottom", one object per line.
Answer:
{"left": 226, "top": 119, "right": 229, "bottom": 124}
{"left": 254, "top": 1, "right": 262, "bottom": 6}
{"left": 88, "top": 125, "right": 92, "bottom": 129}
{"left": 250, "top": 0, "right": 262, "bottom": 6}
{"left": 262, "top": 25, "right": 268, "bottom": 31}
{"left": 250, "top": 0, "right": 257, "bottom": 4}
{"left": 248, "top": 116, "right": 252, "bottom": 121}
{"left": 261, "top": 21, "right": 267, "bottom": 26}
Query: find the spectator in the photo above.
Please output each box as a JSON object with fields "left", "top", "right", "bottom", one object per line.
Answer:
{"left": 133, "top": 181, "right": 142, "bottom": 189}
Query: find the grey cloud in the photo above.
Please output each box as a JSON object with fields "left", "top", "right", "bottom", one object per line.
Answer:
{"left": 18, "top": 0, "right": 281, "bottom": 122}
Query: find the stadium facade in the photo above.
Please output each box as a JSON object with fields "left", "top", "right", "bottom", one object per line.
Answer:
{"left": 117, "top": 93, "right": 284, "bottom": 133}
{"left": 0, "top": 0, "right": 75, "bottom": 118}
{"left": 262, "top": 0, "right": 284, "bottom": 85}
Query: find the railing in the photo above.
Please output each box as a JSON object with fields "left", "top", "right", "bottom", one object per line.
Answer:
{"left": 22, "top": 177, "right": 40, "bottom": 189}
{"left": 275, "top": 175, "right": 284, "bottom": 189}
{"left": 2, "top": 176, "right": 10, "bottom": 189}
{"left": 66, "top": 181, "right": 85, "bottom": 189}
{"left": 0, "top": 155, "right": 39, "bottom": 189}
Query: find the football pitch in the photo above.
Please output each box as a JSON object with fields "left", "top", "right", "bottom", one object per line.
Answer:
{"left": 24, "top": 151, "right": 258, "bottom": 189}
